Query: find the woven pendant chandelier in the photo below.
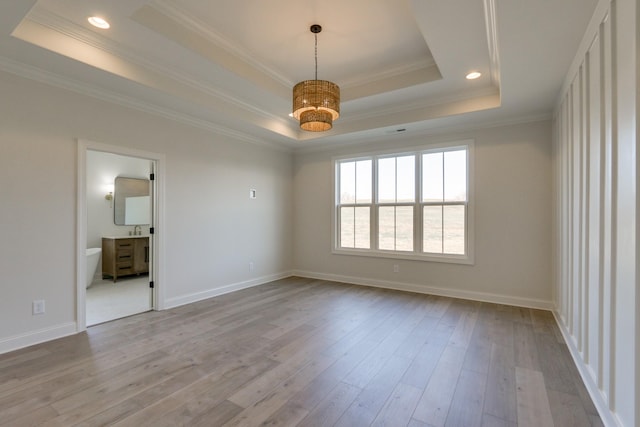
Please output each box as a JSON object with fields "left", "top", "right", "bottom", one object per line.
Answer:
{"left": 292, "top": 25, "right": 340, "bottom": 132}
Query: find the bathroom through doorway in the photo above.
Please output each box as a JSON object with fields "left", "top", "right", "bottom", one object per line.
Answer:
{"left": 77, "top": 140, "right": 164, "bottom": 330}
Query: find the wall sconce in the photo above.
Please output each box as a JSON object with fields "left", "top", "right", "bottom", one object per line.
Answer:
{"left": 105, "top": 192, "right": 113, "bottom": 208}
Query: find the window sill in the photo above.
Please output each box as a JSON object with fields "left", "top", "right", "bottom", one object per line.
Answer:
{"left": 331, "top": 248, "right": 474, "bottom": 265}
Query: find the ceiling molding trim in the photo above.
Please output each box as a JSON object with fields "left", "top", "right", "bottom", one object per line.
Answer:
{"left": 0, "top": 55, "right": 290, "bottom": 152}
{"left": 22, "top": 10, "right": 291, "bottom": 127}
{"left": 342, "top": 85, "right": 500, "bottom": 123}
{"left": 147, "top": 0, "right": 437, "bottom": 94}
{"left": 339, "top": 58, "right": 437, "bottom": 90}
{"left": 149, "top": 0, "right": 293, "bottom": 87}
{"left": 293, "top": 112, "right": 552, "bottom": 154}
{"left": 27, "top": 9, "right": 116, "bottom": 56}
{"left": 342, "top": 64, "right": 442, "bottom": 102}
{"left": 296, "top": 90, "right": 501, "bottom": 143}
{"left": 555, "top": 0, "right": 611, "bottom": 111}
{"left": 482, "top": 0, "right": 501, "bottom": 87}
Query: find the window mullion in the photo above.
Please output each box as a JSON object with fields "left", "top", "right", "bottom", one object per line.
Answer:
{"left": 394, "top": 157, "right": 398, "bottom": 251}
{"left": 353, "top": 163, "right": 358, "bottom": 248}
{"left": 336, "top": 205, "right": 341, "bottom": 247}
{"left": 441, "top": 153, "right": 445, "bottom": 254}
{"left": 415, "top": 153, "right": 422, "bottom": 253}
{"left": 352, "top": 206, "right": 357, "bottom": 248}
{"left": 372, "top": 157, "right": 378, "bottom": 250}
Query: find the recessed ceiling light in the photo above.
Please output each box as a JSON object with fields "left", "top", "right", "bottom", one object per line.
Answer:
{"left": 88, "top": 16, "right": 110, "bottom": 29}
{"left": 466, "top": 71, "right": 482, "bottom": 80}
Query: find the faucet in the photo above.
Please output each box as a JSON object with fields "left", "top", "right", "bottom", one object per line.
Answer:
{"left": 133, "top": 225, "right": 141, "bottom": 236}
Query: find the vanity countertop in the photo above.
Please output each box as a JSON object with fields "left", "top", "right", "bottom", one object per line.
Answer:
{"left": 103, "top": 235, "right": 150, "bottom": 239}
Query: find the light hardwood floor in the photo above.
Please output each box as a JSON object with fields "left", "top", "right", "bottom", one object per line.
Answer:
{"left": 0, "top": 277, "right": 603, "bottom": 426}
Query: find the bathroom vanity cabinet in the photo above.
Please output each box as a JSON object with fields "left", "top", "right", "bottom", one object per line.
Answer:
{"left": 102, "top": 236, "right": 149, "bottom": 282}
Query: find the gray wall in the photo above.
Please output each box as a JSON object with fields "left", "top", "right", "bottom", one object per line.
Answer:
{"left": 293, "top": 120, "right": 553, "bottom": 306}
{"left": 0, "top": 69, "right": 293, "bottom": 350}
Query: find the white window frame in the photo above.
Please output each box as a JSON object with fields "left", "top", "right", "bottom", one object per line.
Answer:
{"left": 332, "top": 140, "right": 475, "bottom": 265}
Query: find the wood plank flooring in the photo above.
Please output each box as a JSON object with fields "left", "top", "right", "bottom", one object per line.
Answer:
{"left": 0, "top": 277, "right": 603, "bottom": 426}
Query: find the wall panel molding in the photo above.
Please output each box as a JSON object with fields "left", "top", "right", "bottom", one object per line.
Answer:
{"left": 553, "top": 0, "right": 636, "bottom": 425}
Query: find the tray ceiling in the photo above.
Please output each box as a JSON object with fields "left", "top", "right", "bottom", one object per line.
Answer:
{"left": 1, "top": 0, "right": 598, "bottom": 149}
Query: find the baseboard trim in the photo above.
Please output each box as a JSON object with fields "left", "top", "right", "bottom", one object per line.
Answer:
{"left": 292, "top": 270, "right": 554, "bottom": 310}
{"left": 163, "top": 271, "right": 293, "bottom": 309}
{"left": 0, "top": 271, "right": 551, "bottom": 355}
{"left": 0, "top": 322, "right": 77, "bottom": 355}
{"left": 552, "top": 310, "right": 621, "bottom": 427}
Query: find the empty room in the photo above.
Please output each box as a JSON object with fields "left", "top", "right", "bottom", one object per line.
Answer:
{"left": 0, "top": 1, "right": 637, "bottom": 426}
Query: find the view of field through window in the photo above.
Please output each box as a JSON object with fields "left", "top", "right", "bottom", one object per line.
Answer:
{"left": 337, "top": 146, "right": 468, "bottom": 257}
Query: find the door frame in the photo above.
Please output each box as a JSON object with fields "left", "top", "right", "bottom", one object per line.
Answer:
{"left": 76, "top": 139, "right": 166, "bottom": 331}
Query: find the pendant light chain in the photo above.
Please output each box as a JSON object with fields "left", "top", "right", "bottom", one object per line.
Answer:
{"left": 314, "top": 32, "right": 318, "bottom": 80}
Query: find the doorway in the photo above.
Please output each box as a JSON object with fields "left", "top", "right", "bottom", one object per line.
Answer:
{"left": 77, "top": 140, "right": 165, "bottom": 330}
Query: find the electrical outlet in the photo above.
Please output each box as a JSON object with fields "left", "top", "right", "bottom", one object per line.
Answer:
{"left": 249, "top": 261, "right": 254, "bottom": 272}
{"left": 393, "top": 264, "right": 399, "bottom": 273}
{"left": 32, "top": 300, "right": 45, "bottom": 315}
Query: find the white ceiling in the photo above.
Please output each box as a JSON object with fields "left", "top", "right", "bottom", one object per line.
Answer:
{"left": 0, "top": 0, "right": 598, "bottom": 150}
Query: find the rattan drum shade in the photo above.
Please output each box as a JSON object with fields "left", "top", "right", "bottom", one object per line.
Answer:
{"left": 292, "top": 79, "right": 340, "bottom": 132}
{"left": 292, "top": 25, "right": 340, "bottom": 132}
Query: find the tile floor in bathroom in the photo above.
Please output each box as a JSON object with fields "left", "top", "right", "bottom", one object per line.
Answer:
{"left": 86, "top": 275, "right": 151, "bottom": 326}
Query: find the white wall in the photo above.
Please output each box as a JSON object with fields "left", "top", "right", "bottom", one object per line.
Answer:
{"left": 553, "top": 0, "right": 637, "bottom": 426}
{"left": 0, "top": 69, "right": 293, "bottom": 352}
{"left": 293, "top": 120, "right": 553, "bottom": 308}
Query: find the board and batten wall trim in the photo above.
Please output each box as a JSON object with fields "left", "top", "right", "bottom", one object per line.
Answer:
{"left": 552, "top": 0, "right": 637, "bottom": 426}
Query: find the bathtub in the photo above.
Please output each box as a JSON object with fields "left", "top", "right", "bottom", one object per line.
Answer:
{"left": 86, "top": 247, "right": 101, "bottom": 288}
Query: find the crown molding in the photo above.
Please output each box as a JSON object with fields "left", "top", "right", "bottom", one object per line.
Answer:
{"left": 149, "top": 0, "right": 293, "bottom": 87}
{"left": 27, "top": 9, "right": 115, "bottom": 54}
{"left": 20, "top": 4, "right": 460, "bottom": 143}
{"left": 0, "top": 55, "right": 291, "bottom": 152}
{"left": 293, "top": 112, "right": 551, "bottom": 154}
{"left": 342, "top": 85, "right": 500, "bottom": 123}
{"left": 24, "top": 8, "right": 291, "bottom": 128}
{"left": 555, "top": 0, "right": 612, "bottom": 112}
{"left": 483, "top": 0, "right": 501, "bottom": 87}
{"left": 334, "top": 60, "right": 437, "bottom": 90}
{"left": 146, "top": 0, "right": 438, "bottom": 93}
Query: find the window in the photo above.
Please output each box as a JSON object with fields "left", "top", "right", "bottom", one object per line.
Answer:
{"left": 334, "top": 141, "right": 473, "bottom": 264}
{"left": 338, "top": 159, "right": 371, "bottom": 249}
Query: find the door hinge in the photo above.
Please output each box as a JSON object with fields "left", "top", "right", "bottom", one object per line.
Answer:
{"left": 150, "top": 173, "right": 155, "bottom": 181}
{"left": 150, "top": 227, "right": 155, "bottom": 234}
{"left": 149, "top": 281, "right": 155, "bottom": 289}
